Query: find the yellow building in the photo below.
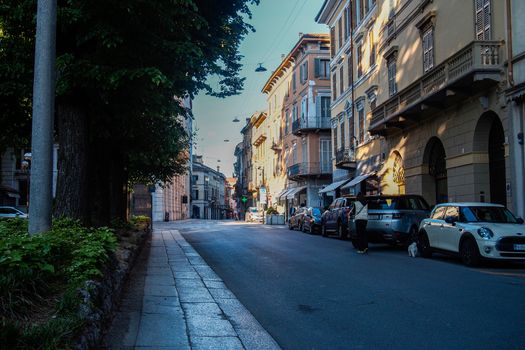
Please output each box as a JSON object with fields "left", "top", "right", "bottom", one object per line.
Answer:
{"left": 318, "top": 0, "right": 514, "bottom": 208}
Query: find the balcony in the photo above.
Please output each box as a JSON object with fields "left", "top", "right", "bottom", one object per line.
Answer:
{"left": 270, "top": 139, "right": 282, "bottom": 152}
{"left": 335, "top": 148, "right": 356, "bottom": 169}
{"left": 291, "top": 117, "right": 331, "bottom": 136}
{"left": 287, "top": 162, "right": 332, "bottom": 181}
{"left": 369, "top": 41, "right": 503, "bottom": 136}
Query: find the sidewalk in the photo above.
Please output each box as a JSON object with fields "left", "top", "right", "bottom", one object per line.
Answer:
{"left": 104, "top": 229, "right": 280, "bottom": 350}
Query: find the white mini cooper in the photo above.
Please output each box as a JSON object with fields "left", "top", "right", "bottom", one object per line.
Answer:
{"left": 418, "top": 202, "right": 525, "bottom": 266}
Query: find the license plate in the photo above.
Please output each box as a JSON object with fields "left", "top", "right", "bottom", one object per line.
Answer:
{"left": 514, "top": 244, "right": 525, "bottom": 251}
{"left": 368, "top": 214, "right": 380, "bottom": 220}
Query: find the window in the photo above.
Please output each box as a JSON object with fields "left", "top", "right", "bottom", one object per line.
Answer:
{"left": 387, "top": 55, "right": 397, "bottom": 96}
{"left": 292, "top": 141, "right": 297, "bottom": 164}
{"left": 320, "top": 96, "right": 331, "bottom": 118}
{"left": 347, "top": 56, "right": 352, "bottom": 88}
{"left": 339, "top": 66, "right": 344, "bottom": 95}
{"left": 332, "top": 73, "right": 337, "bottom": 100}
{"left": 344, "top": 7, "right": 350, "bottom": 42}
{"left": 330, "top": 26, "right": 336, "bottom": 57}
{"left": 369, "top": 30, "right": 376, "bottom": 67}
{"left": 315, "top": 59, "right": 330, "bottom": 79}
{"left": 422, "top": 26, "right": 434, "bottom": 72}
{"left": 320, "top": 139, "right": 332, "bottom": 173}
{"left": 301, "top": 96, "right": 308, "bottom": 121}
{"left": 285, "top": 109, "right": 290, "bottom": 134}
{"left": 475, "top": 0, "right": 491, "bottom": 40}
{"left": 445, "top": 206, "right": 460, "bottom": 222}
{"left": 357, "top": 43, "right": 363, "bottom": 78}
{"left": 300, "top": 61, "right": 309, "bottom": 83}
{"left": 431, "top": 206, "right": 446, "bottom": 220}
{"left": 292, "top": 70, "right": 296, "bottom": 91}
{"left": 333, "top": 124, "right": 338, "bottom": 154}
{"left": 340, "top": 118, "right": 346, "bottom": 150}
{"left": 292, "top": 103, "right": 297, "bottom": 121}
{"left": 338, "top": 17, "right": 343, "bottom": 50}
{"left": 192, "top": 175, "right": 198, "bottom": 183}
{"left": 357, "top": 102, "right": 365, "bottom": 143}
{"left": 302, "top": 138, "right": 307, "bottom": 164}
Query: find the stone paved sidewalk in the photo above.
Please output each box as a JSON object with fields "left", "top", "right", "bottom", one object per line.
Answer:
{"left": 104, "top": 229, "right": 280, "bottom": 350}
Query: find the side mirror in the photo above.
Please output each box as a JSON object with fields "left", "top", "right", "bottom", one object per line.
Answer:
{"left": 517, "top": 217, "right": 524, "bottom": 225}
{"left": 444, "top": 216, "right": 456, "bottom": 225}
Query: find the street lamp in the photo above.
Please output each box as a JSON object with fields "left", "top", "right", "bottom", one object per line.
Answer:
{"left": 255, "top": 63, "right": 267, "bottom": 72}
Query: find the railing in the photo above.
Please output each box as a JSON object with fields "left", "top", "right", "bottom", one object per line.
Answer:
{"left": 370, "top": 41, "right": 502, "bottom": 129}
{"left": 335, "top": 148, "right": 356, "bottom": 165}
{"left": 291, "top": 117, "right": 331, "bottom": 134}
{"left": 287, "top": 162, "right": 332, "bottom": 177}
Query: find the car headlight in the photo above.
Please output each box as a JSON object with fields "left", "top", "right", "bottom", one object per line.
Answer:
{"left": 477, "top": 227, "right": 494, "bottom": 240}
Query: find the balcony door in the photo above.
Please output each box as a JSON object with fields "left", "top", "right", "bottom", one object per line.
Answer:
{"left": 320, "top": 139, "right": 332, "bottom": 173}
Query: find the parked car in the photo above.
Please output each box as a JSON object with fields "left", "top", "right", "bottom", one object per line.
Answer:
{"left": 301, "top": 207, "right": 323, "bottom": 233}
{"left": 246, "top": 207, "right": 263, "bottom": 222}
{"left": 0, "top": 206, "right": 28, "bottom": 219}
{"left": 418, "top": 202, "right": 525, "bottom": 266}
{"left": 348, "top": 195, "right": 431, "bottom": 245}
{"left": 288, "top": 207, "right": 307, "bottom": 230}
{"left": 321, "top": 197, "right": 356, "bottom": 239}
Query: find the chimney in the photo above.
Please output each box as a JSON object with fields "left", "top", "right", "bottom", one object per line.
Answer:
{"left": 217, "top": 166, "right": 220, "bottom": 172}
{"left": 281, "top": 54, "right": 285, "bottom": 60}
{"left": 299, "top": 32, "right": 304, "bottom": 37}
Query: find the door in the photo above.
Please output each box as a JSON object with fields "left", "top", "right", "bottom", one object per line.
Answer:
{"left": 440, "top": 206, "right": 462, "bottom": 252}
{"left": 425, "top": 206, "right": 446, "bottom": 248}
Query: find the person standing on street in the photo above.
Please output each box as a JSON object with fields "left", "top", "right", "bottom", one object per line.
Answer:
{"left": 354, "top": 192, "right": 369, "bottom": 254}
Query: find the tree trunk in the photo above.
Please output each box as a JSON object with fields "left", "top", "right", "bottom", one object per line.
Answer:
{"left": 54, "top": 101, "right": 90, "bottom": 223}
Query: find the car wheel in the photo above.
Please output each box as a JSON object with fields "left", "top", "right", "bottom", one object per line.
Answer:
{"left": 460, "top": 238, "right": 482, "bottom": 267}
{"left": 338, "top": 222, "right": 347, "bottom": 240}
{"left": 321, "top": 224, "right": 328, "bottom": 237}
{"left": 418, "top": 232, "right": 432, "bottom": 258}
{"left": 288, "top": 221, "right": 293, "bottom": 230}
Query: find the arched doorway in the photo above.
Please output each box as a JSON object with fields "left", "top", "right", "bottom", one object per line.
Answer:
{"left": 423, "top": 137, "right": 448, "bottom": 205}
{"left": 474, "top": 112, "right": 507, "bottom": 205}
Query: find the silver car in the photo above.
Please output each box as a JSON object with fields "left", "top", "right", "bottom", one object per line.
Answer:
{"left": 0, "top": 206, "right": 28, "bottom": 219}
{"left": 349, "top": 195, "right": 430, "bottom": 245}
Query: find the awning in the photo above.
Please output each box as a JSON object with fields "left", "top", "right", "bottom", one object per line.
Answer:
{"left": 318, "top": 179, "right": 351, "bottom": 194}
{"left": 341, "top": 173, "right": 374, "bottom": 190}
{"left": 275, "top": 188, "right": 290, "bottom": 201}
{"left": 0, "top": 185, "right": 20, "bottom": 199}
{"left": 286, "top": 186, "right": 307, "bottom": 199}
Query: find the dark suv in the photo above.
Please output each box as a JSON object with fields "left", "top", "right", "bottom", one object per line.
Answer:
{"left": 348, "top": 195, "right": 431, "bottom": 245}
{"left": 321, "top": 196, "right": 356, "bottom": 239}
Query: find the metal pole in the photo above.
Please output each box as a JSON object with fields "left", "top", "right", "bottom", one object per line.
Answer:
{"left": 28, "top": 0, "right": 57, "bottom": 235}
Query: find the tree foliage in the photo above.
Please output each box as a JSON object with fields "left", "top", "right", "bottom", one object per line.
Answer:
{"left": 0, "top": 0, "right": 258, "bottom": 223}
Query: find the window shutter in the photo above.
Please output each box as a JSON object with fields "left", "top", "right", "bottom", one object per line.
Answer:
{"left": 316, "top": 95, "right": 322, "bottom": 117}
{"left": 475, "top": 0, "right": 491, "bottom": 40}
{"left": 305, "top": 61, "right": 309, "bottom": 81}
{"left": 314, "top": 58, "right": 320, "bottom": 78}
{"left": 330, "top": 27, "right": 336, "bottom": 57}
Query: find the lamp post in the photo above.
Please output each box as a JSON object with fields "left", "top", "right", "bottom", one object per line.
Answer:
{"left": 28, "top": 0, "right": 57, "bottom": 235}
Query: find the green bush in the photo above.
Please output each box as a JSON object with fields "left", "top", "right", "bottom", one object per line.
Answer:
{"left": 0, "top": 218, "right": 117, "bottom": 348}
{"left": 266, "top": 207, "right": 278, "bottom": 215}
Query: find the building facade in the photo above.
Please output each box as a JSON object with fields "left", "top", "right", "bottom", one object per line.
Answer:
{"left": 191, "top": 155, "right": 227, "bottom": 220}
{"left": 263, "top": 34, "right": 333, "bottom": 211}
{"left": 507, "top": 0, "right": 525, "bottom": 219}
{"left": 151, "top": 97, "right": 193, "bottom": 221}
{"left": 318, "top": 0, "right": 515, "bottom": 209}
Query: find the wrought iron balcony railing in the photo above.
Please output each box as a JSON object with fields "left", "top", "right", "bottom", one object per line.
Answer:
{"left": 291, "top": 116, "right": 331, "bottom": 135}
{"left": 287, "top": 162, "right": 332, "bottom": 179}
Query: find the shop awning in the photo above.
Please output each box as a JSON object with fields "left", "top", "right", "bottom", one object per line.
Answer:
{"left": 0, "top": 185, "right": 20, "bottom": 199}
{"left": 341, "top": 173, "right": 375, "bottom": 190}
{"left": 286, "top": 186, "right": 307, "bottom": 199}
{"left": 276, "top": 188, "right": 292, "bottom": 201}
{"left": 318, "top": 179, "right": 351, "bottom": 194}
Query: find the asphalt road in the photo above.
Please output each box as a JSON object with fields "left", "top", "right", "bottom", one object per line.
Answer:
{"left": 167, "top": 220, "right": 525, "bottom": 350}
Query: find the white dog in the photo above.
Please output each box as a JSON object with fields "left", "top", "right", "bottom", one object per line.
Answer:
{"left": 408, "top": 242, "right": 418, "bottom": 258}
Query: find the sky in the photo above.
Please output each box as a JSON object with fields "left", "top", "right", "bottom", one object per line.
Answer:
{"left": 192, "top": 0, "right": 327, "bottom": 177}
